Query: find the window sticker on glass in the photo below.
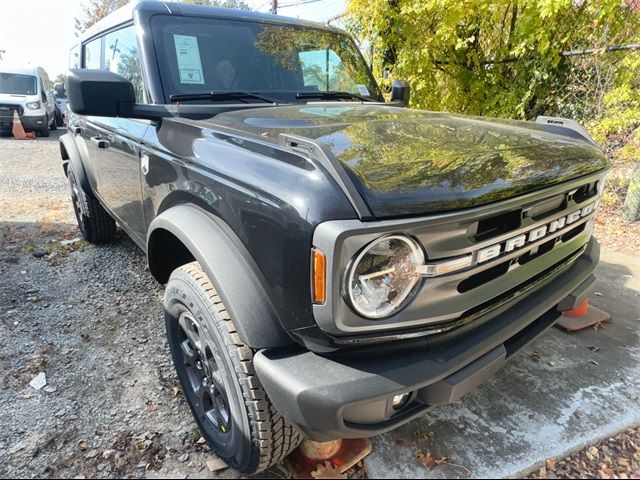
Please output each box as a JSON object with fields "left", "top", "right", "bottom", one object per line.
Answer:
{"left": 356, "top": 84, "right": 370, "bottom": 97}
{"left": 173, "top": 35, "right": 205, "bottom": 84}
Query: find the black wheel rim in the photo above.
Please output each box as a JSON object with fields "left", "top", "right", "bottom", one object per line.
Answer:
{"left": 69, "top": 173, "right": 86, "bottom": 237}
{"left": 178, "top": 311, "right": 232, "bottom": 434}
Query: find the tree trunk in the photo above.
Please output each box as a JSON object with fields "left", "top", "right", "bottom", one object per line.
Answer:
{"left": 623, "top": 164, "right": 640, "bottom": 221}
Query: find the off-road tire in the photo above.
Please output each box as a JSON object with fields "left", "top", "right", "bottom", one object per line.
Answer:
{"left": 40, "top": 119, "right": 50, "bottom": 137}
{"left": 165, "top": 262, "right": 302, "bottom": 474}
{"left": 68, "top": 168, "right": 116, "bottom": 243}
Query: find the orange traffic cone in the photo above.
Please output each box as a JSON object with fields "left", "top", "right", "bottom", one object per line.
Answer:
{"left": 11, "top": 110, "right": 28, "bottom": 139}
{"left": 285, "top": 438, "right": 372, "bottom": 479}
{"left": 557, "top": 298, "right": 611, "bottom": 332}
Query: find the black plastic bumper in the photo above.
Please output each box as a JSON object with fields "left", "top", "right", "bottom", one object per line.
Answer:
{"left": 0, "top": 114, "right": 47, "bottom": 132}
{"left": 254, "top": 239, "right": 599, "bottom": 441}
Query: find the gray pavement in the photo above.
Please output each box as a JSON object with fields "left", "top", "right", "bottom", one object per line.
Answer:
{"left": 365, "top": 248, "right": 640, "bottom": 479}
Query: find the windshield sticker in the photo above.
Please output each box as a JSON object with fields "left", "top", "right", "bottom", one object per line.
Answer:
{"left": 173, "top": 35, "right": 205, "bottom": 84}
{"left": 356, "top": 84, "right": 370, "bottom": 97}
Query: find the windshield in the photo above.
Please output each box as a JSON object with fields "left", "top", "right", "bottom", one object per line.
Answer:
{"left": 151, "top": 15, "right": 383, "bottom": 103}
{"left": 0, "top": 73, "right": 37, "bottom": 95}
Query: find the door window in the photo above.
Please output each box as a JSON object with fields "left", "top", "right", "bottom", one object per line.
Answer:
{"left": 104, "top": 26, "right": 144, "bottom": 102}
{"left": 84, "top": 38, "right": 102, "bottom": 69}
{"left": 298, "top": 49, "right": 360, "bottom": 92}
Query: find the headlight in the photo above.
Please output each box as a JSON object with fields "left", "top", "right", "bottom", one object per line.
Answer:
{"left": 26, "top": 101, "right": 41, "bottom": 110}
{"left": 345, "top": 235, "right": 424, "bottom": 319}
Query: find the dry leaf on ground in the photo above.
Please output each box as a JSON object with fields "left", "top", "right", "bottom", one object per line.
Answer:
{"left": 417, "top": 451, "right": 448, "bottom": 470}
{"left": 310, "top": 460, "right": 347, "bottom": 479}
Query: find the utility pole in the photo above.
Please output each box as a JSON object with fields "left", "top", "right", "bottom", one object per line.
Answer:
{"left": 271, "top": 0, "right": 277, "bottom": 14}
{"left": 0, "top": 50, "right": 5, "bottom": 61}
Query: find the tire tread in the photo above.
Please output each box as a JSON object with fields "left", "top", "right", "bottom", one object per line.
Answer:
{"left": 174, "top": 262, "right": 302, "bottom": 473}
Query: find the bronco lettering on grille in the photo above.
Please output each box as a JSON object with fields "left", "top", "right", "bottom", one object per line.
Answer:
{"left": 476, "top": 202, "right": 597, "bottom": 264}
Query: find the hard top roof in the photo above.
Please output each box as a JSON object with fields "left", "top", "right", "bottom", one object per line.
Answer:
{"left": 80, "top": 0, "right": 344, "bottom": 42}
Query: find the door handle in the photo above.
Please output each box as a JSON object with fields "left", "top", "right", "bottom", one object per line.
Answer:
{"left": 90, "top": 136, "right": 110, "bottom": 149}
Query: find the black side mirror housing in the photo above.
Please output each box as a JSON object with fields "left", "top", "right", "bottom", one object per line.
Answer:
{"left": 53, "top": 82, "right": 65, "bottom": 98}
{"left": 67, "top": 69, "right": 136, "bottom": 117}
{"left": 390, "top": 79, "right": 410, "bottom": 107}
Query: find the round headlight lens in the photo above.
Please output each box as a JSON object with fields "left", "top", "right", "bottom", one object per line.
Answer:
{"left": 346, "top": 235, "right": 424, "bottom": 319}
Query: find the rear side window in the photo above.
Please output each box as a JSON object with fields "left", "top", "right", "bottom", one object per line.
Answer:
{"left": 84, "top": 38, "right": 101, "bottom": 69}
{"left": 103, "top": 26, "right": 144, "bottom": 102}
{"left": 69, "top": 44, "right": 80, "bottom": 69}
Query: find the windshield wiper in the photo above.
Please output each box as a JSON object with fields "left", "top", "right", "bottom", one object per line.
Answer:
{"left": 295, "top": 91, "right": 371, "bottom": 102}
{"left": 170, "top": 91, "right": 280, "bottom": 104}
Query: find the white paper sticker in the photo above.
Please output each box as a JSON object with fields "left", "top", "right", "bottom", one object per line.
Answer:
{"left": 356, "top": 84, "right": 370, "bottom": 97}
{"left": 173, "top": 35, "right": 205, "bottom": 84}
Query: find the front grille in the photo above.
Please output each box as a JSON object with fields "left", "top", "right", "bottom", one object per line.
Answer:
{"left": 0, "top": 104, "right": 23, "bottom": 116}
{"left": 458, "top": 244, "right": 587, "bottom": 325}
{"left": 312, "top": 169, "right": 607, "bottom": 338}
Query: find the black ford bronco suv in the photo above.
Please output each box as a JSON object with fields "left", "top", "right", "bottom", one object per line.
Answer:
{"left": 60, "top": 0, "right": 609, "bottom": 473}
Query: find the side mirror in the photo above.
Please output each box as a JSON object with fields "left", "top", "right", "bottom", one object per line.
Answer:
{"left": 390, "top": 79, "right": 410, "bottom": 107}
{"left": 67, "top": 69, "right": 135, "bottom": 117}
{"left": 53, "top": 82, "right": 65, "bottom": 98}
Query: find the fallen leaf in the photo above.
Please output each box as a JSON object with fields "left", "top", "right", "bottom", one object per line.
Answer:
{"left": 417, "top": 451, "right": 448, "bottom": 470}
{"left": 146, "top": 400, "right": 157, "bottom": 413}
{"left": 310, "top": 460, "right": 346, "bottom": 479}
{"left": 546, "top": 458, "right": 556, "bottom": 471}
{"left": 600, "top": 467, "right": 615, "bottom": 479}
{"left": 172, "top": 386, "right": 181, "bottom": 397}
{"left": 206, "top": 458, "right": 228, "bottom": 473}
{"left": 85, "top": 449, "right": 99, "bottom": 459}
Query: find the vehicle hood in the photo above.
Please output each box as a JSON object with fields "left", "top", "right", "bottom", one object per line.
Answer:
{"left": 207, "top": 105, "right": 609, "bottom": 218}
{"left": 0, "top": 93, "right": 35, "bottom": 106}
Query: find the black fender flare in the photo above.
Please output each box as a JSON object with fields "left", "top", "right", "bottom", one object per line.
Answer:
{"left": 148, "top": 204, "right": 293, "bottom": 349}
{"left": 59, "top": 132, "right": 94, "bottom": 197}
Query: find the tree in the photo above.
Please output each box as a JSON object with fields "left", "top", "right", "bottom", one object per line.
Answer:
{"left": 75, "top": 0, "right": 129, "bottom": 35}
{"left": 347, "top": 0, "right": 640, "bottom": 119}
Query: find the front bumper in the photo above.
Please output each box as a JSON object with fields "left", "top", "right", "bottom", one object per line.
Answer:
{"left": 0, "top": 113, "right": 47, "bottom": 132}
{"left": 255, "top": 238, "right": 599, "bottom": 441}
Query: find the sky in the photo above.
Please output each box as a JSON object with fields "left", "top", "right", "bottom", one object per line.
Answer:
{"left": 0, "top": 0, "right": 346, "bottom": 79}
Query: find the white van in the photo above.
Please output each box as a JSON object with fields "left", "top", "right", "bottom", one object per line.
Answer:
{"left": 0, "top": 65, "right": 58, "bottom": 137}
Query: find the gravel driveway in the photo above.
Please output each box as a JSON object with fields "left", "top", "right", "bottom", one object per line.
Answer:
{"left": 0, "top": 130, "right": 245, "bottom": 479}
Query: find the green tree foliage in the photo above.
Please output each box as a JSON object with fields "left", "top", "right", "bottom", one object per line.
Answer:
{"left": 347, "top": 0, "right": 640, "bottom": 119}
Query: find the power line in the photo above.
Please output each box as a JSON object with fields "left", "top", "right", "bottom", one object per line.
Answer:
{"left": 278, "top": 0, "right": 324, "bottom": 8}
{"left": 562, "top": 44, "right": 640, "bottom": 56}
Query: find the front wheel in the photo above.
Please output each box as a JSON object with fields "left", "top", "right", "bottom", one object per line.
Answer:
{"left": 68, "top": 168, "right": 116, "bottom": 243}
{"left": 40, "top": 118, "right": 50, "bottom": 137}
{"left": 164, "top": 262, "right": 302, "bottom": 474}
